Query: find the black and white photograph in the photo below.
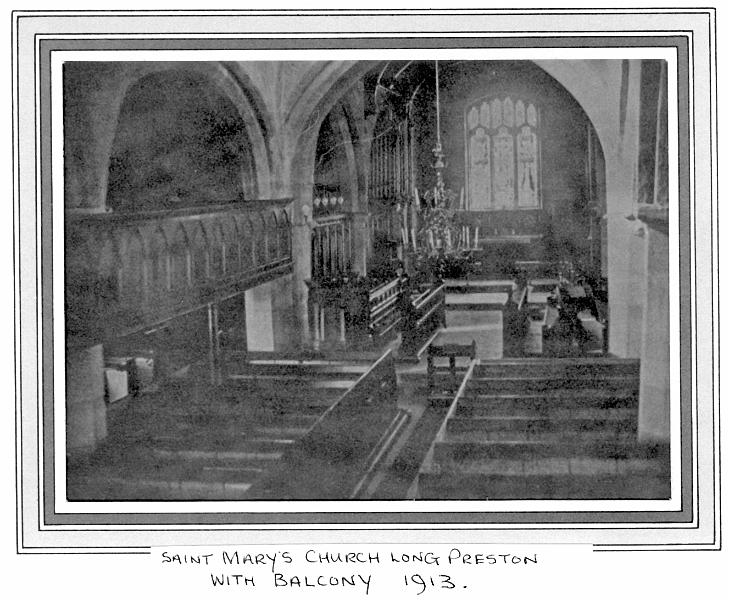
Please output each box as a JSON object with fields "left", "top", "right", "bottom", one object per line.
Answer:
{"left": 62, "top": 56, "right": 672, "bottom": 503}
{"left": 7, "top": 5, "right": 724, "bottom": 593}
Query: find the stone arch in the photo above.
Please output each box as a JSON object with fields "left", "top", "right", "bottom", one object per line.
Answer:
{"left": 122, "top": 62, "right": 272, "bottom": 197}
{"left": 64, "top": 61, "right": 275, "bottom": 211}
{"left": 288, "top": 62, "right": 375, "bottom": 224}
{"left": 532, "top": 60, "right": 617, "bottom": 160}
{"left": 286, "top": 59, "right": 621, "bottom": 346}
{"left": 329, "top": 102, "right": 362, "bottom": 212}
{"left": 290, "top": 60, "right": 616, "bottom": 207}
{"left": 107, "top": 67, "right": 261, "bottom": 211}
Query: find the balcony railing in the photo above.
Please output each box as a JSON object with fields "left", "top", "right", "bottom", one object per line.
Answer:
{"left": 65, "top": 200, "right": 293, "bottom": 347}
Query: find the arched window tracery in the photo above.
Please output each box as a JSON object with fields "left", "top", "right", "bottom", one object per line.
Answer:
{"left": 465, "top": 95, "right": 541, "bottom": 211}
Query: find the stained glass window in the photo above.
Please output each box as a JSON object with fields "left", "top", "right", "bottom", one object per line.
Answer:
{"left": 465, "top": 96, "right": 540, "bottom": 210}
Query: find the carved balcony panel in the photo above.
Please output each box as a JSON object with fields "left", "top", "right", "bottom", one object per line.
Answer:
{"left": 65, "top": 200, "right": 293, "bottom": 348}
{"left": 223, "top": 217, "right": 241, "bottom": 276}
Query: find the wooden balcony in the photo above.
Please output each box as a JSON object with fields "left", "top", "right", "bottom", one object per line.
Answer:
{"left": 65, "top": 200, "right": 293, "bottom": 348}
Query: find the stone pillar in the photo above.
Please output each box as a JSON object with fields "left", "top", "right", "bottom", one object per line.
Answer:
{"left": 245, "top": 282, "right": 275, "bottom": 351}
{"left": 66, "top": 344, "right": 107, "bottom": 455}
{"left": 63, "top": 65, "right": 125, "bottom": 212}
{"left": 638, "top": 225, "right": 670, "bottom": 442}
{"left": 606, "top": 60, "right": 645, "bottom": 358}
{"left": 245, "top": 275, "right": 298, "bottom": 352}
{"left": 291, "top": 223, "right": 313, "bottom": 346}
{"left": 271, "top": 274, "right": 296, "bottom": 350}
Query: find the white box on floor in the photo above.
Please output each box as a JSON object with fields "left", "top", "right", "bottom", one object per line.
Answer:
{"left": 104, "top": 367, "right": 128, "bottom": 403}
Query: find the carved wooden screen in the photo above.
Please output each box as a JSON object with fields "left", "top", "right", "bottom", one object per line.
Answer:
{"left": 311, "top": 217, "right": 352, "bottom": 281}
{"left": 465, "top": 96, "right": 540, "bottom": 210}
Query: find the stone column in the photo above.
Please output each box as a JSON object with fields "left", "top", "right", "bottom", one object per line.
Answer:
{"left": 291, "top": 222, "right": 313, "bottom": 346}
{"left": 606, "top": 60, "right": 645, "bottom": 358}
{"left": 271, "top": 274, "right": 296, "bottom": 351}
{"left": 63, "top": 65, "right": 125, "bottom": 212}
{"left": 245, "top": 282, "right": 275, "bottom": 351}
{"left": 66, "top": 344, "right": 107, "bottom": 456}
{"left": 638, "top": 224, "right": 670, "bottom": 442}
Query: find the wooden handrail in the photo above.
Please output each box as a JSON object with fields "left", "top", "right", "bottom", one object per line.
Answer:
{"left": 66, "top": 198, "right": 294, "bottom": 223}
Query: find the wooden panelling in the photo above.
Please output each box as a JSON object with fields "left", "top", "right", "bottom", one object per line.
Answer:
{"left": 65, "top": 201, "right": 293, "bottom": 347}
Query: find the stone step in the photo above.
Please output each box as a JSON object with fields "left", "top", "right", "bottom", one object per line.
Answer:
{"left": 417, "top": 472, "right": 671, "bottom": 500}
{"left": 432, "top": 440, "right": 667, "bottom": 462}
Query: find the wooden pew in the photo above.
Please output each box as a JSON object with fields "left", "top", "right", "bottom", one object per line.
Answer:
{"left": 307, "top": 276, "right": 403, "bottom": 350}
{"left": 399, "top": 283, "right": 447, "bottom": 361}
{"left": 368, "top": 277, "right": 403, "bottom": 345}
{"left": 248, "top": 349, "right": 407, "bottom": 499}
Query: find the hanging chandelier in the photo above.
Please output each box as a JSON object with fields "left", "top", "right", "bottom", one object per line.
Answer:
{"left": 418, "top": 60, "right": 457, "bottom": 253}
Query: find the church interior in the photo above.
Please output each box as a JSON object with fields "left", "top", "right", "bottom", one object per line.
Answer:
{"left": 63, "top": 58, "right": 671, "bottom": 501}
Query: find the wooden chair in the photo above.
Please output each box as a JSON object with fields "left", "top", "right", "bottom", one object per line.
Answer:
{"left": 427, "top": 340, "right": 477, "bottom": 393}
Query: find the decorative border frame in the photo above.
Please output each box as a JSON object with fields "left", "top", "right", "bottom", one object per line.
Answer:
{"left": 11, "top": 8, "right": 720, "bottom": 553}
